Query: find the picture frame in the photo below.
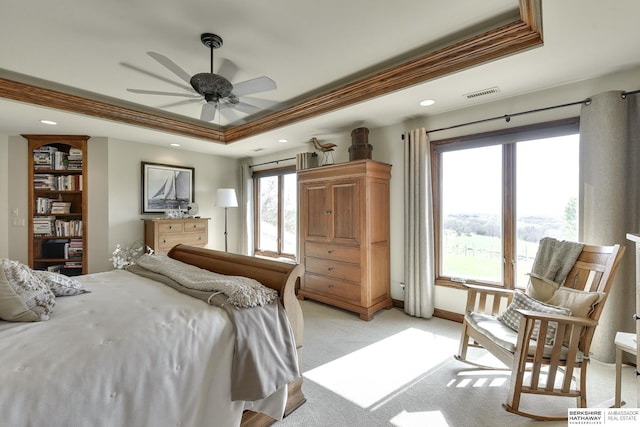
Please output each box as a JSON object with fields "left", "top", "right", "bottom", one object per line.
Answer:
{"left": 141, "top": 161, "right": 195, "bottom": 214}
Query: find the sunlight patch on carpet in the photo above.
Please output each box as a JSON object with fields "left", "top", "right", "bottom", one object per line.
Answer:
{"left": 390, "top": 409, "right": 449, "bottom": 427}
{"left": 446, "top": 370, "right": 509, "bottom": 388}
{"left": 303, "top": 327, "right": 457, "bottom": 408}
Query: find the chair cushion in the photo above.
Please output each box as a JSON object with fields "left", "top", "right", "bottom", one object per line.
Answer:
{"left": 497, "top": 290, "right": 572, "bottom": 345}
{"left": 466, "top": 312, "right": 583, "bottom": 362}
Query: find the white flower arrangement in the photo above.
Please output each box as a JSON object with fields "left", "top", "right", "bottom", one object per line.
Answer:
{"left": 110, "top": 241, "right": 154, "bottom": 269}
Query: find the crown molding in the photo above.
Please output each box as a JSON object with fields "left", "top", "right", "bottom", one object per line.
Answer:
{"left": 0, "top": 0, "right": 542, "bottom": 145}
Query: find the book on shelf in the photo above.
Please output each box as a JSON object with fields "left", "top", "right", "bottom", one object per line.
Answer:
{"left": 33, "top": 216, "right": 56, "bottom": 235}
{"left": 34, "top": 174, "right": 55, "bottom": 190}
{"left": 50, "top": 201, "right": 72, "bottom": 214}
{"left": 33, "top": 174, "right": 82, "bottom": 191}
{"left": 54, "top": 219, "right": 82, "bottom": 237}
{"left": 67, "top": 148, "right": 83, "bottom": 170}
{"left": 52, "top": 151, "right": 68, "bottom": 170}
{"left": 32, "top": 146, "right": 58, "bottom": 169}
{"left": 35, "top": 197, "right": 55, "bottom": 214}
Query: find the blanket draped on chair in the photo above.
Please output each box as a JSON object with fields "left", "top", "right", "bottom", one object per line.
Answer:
{"left": 531, "top": 237, "right": 584, "bottom": 284}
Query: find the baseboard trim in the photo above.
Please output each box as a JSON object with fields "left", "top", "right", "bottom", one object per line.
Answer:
{"left": 392, "top": 299, "right": 463, "bottom": 323}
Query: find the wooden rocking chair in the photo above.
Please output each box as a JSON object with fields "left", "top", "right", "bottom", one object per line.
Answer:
{"left": 454, "top": 242, "right": 625, "bottom": 420}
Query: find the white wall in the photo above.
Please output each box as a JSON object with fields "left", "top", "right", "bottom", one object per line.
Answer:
{"left": 6, "top": 136, "right": 28, "bottom": 264}
{"left": 105, "top": 138, "right": 241, "bottom": 265}
{"left": 0, "top": 135, "right": 9, "bottom": 258}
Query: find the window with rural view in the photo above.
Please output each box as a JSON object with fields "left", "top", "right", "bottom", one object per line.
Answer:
{"left": 436, "top": 121, "right": 579, "bottom": 288}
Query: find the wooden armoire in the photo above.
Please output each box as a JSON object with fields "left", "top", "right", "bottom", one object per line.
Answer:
{"left": 297, "top": 160, "right": 392, "bottom": 320}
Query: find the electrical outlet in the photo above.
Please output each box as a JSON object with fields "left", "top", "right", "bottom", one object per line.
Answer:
{"left": 11, "top": 218, "right": 25, "bottom": 227}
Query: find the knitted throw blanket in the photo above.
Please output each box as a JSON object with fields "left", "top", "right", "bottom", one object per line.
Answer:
{"left": 135, "top": 254, "right": 278, "bottom": 308}
{"left": 531, "top": 237, "right": 584, "bottom": 284}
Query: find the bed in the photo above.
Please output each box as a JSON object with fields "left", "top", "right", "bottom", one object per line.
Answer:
{"left": 0, "top": 244, "right": 306, "bottom": 427}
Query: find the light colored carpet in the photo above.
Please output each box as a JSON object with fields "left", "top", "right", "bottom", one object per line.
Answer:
{"left": 277, "top": 300, "right": 638, "bottom": 427}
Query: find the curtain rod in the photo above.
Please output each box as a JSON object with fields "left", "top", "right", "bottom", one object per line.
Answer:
{"left": 426, "top": 98, "right": 590, "bottom": 135}
{"left": 248, "top": 156, "right": 296, "bottom": 169}
{"left": 399, "top": 89, "right": 640, "bottom": 138}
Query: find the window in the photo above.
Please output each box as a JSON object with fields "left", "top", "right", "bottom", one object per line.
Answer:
{"left": 434, "top": 119, "right": 579, "bottom": 289}
{"left": 253, "top": 167, "right": 297, "bottom": 259}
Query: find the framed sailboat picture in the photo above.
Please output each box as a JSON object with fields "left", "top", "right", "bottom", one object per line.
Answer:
{"left": 141, "top": 162, "right": 195, "bottom": 214}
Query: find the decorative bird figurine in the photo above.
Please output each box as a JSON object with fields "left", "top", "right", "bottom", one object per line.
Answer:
{"left": 310, "top": 137, "right": 337, "bottom": 165}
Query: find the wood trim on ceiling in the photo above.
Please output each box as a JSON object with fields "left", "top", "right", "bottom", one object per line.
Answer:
{"left": 0, "top": 0, "right": 542, "bottom": 145}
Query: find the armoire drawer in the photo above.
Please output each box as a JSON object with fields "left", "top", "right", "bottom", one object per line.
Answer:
{"left": 305, "top": 242, "right": 360, "bottom": 263}
{"left": 303, "top": 274, "right": 360, "bottom": 302}
{"left": 305, "top": 257, "right": 360, "bottom": 282}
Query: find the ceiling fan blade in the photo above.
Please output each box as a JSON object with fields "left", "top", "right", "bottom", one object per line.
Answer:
{"left": 159, "top": 98, "right": 203, "bottom": 108}
{"left": 229, "top": 101, "right": 260, "bottom": 115}
{"left": 216, "top": 58, "right": 239, "bottom": 82}
{"left": 240, "top": 96, "right": 278, "bottom": 109}
{"left": 200, "top": 102, "right": 218, "bottom": 122}
{"left": 219, "top": 106, "right": 243, "bottom": 123}
{"left": 232, "top": 76, "right": 277, "bottom": 97}
{"left": 147, "top": 51, "right": 193, "bottom": 85}
{"left": 120, "top": 62, "right": 194, "bottom": 91}
{"left": 126, "top": 88, "right": 200, "bottom": 97}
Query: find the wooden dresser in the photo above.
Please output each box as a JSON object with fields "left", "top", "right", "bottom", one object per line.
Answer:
{"left": 297, "top": 160, "right": 392, "bottom": 320}
{"left": 144, "top": 218, "right": 209, "bottom": 255}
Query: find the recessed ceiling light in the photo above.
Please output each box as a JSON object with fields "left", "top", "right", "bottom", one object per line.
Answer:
{"left": 419, "top": 99, "right": 436, "bottom": 107}
{"left": 40, "top": 120, "right": 57, "bottom": 125}
{"left": 278, "top": 139, "right": 288, "bottom": 143}
{"left": 170, "top": 143, "right": 181, "bottom": 147}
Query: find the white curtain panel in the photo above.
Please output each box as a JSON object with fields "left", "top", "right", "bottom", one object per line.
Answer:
{"left": 403, "top": 128, "right": 435, "bottom": 318}
{"left": 239, "top": 161, "right": 254, "bottom": 256}
{"left": 579, "top": 91, "right": 640, "bottom": 362}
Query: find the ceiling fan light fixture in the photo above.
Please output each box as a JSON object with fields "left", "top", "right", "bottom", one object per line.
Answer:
{"left": 190, "top": 73, "right": 233, "bottom": 99}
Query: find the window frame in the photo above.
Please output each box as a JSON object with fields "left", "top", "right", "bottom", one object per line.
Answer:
{"left": 252, "top": 165, "right": 297, "bottom": 260}
{"left": 431, "top": 118, "right": 580, "bottom": 290}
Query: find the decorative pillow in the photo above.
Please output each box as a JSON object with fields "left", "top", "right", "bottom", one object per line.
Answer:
{"left": 525, "top": 273, "right": 560, "bottom": 302}
{"left": 32, "top": 270, "right": 89, "bottom": 297}
{"left": 0, "top": 259, "right": 55, "bottom": 321}
{"left": 546, "top": 287, "right": 605, "bottom": 319}
{"left": 497, "top": 290, "right": 571, "bottom": 345}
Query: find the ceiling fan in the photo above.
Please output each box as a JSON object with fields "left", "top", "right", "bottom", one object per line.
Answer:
{"left": 124, "top": 33, "right": 277, "bottom": 122}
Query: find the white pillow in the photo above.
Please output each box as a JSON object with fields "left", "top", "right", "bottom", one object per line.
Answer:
{"left": 0, "top": 259, "right": 55, "bottom": 321}
{"left": 497, "top": 290, "right": 571, "bottom": 345}
{"left": 32, "top": 270, "right": 89, "bottom": 297}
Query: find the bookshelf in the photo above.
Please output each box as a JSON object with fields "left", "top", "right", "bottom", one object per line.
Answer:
{"left": 25, "top": 135, "right": 88, "bottom": 276}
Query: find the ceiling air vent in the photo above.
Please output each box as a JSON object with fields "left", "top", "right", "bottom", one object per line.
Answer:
{"left": 464, "top": 86, "right": 500, "bottom": 100}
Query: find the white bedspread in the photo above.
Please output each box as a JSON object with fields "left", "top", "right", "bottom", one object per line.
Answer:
{"left": 0, "top": 270, "right": 287, "bottom": 427}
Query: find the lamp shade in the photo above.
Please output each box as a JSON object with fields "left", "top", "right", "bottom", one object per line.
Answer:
{"left": 216, "top": 188, "right": 238, "bottom": 208}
